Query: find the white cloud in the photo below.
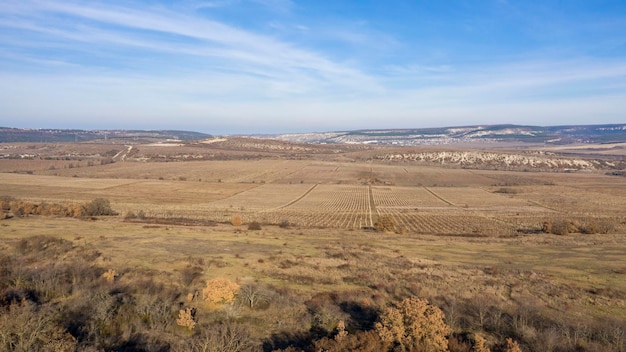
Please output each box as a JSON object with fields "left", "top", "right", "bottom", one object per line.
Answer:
{"left": 7, "top": 1, "right": 380, "bottom": 93}
{"left": 0, "top": 1, "right": 625, "bottom": 132}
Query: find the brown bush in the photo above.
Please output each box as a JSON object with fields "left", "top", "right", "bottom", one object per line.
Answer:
{"left": 180, "top": 322, "right": 259, "bottom": 352}
{"left": 202, "top": 278, "right": 240, "bottom": 306}
{"left": 542, "top": 219, "right": 552, "bottom": 234}
{"left": 102, "top": 269, "right": 117, "bottom": 283}
{"left": 84, "top": 198, "right": 117, "bottom": 216}
{"left": 313, "top": 330, "right": 388, "bottom": 352}
{"left": 375, "top": 215, "right": 396, "bottom": 233}
{"left": 0, "top": 301, "right": 76, "bottom": 351}
{"left": 0, "top": 195, "right": 16, "bottom": 211}
{"left": 248, "top": 221, "right": 262, "bottom": 231}
{"left": 473, "top": 334, "right": 490, "bottom": 352}
{"left": 495, "top": 187, "right": 518, "bottom": 194}
{"left": 552, "top": 219, "right": 570, "bottom": 235}
{"left": 180, "top": 265, "right": 203, "bottom": 287}
{"left": 549, "top": 219, "right": 579, "bottom": 235}
{"left": 375, "top": 297, "right": 451, "bottom": 352}
{"left": 231, "top": 214, "right": 243, "bottom": 226}
{"left": 176, "top": 307, "right": 196, "bottom": 330}
{"left": 581, "top": 220, "right": 614, "bottom": 234}
{"left": 504, "top": 338, "right": 522, "bottom": 352}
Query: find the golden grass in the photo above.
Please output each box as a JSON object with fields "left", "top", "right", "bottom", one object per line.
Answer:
{"left": 2, "top": 216, "right": 624, "bottom": 321}
{"left": 0, "top": 172, "right": 254, "bottom": 205}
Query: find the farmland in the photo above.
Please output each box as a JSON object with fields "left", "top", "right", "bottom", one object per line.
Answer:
{"left": 1, "top": 137, "right": 626, "bottom": 351}
{"left": 1, "top": 157, "right": 624, "bottom": 236}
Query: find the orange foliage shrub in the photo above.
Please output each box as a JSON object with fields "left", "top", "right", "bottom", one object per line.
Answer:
{"left": 176, "top": 307, "right": 196, "bottom": 330}
{"left": 102, "top": 269, "right": 117, "bottom": 283}
{"left": 202, "top": 278, "right": 240, "bottom": 306}
{"left": 231, "top": 214, "right": 243, "bottom": 226}
{"left": 473, "top": 334, "right": 490, "bottom": 352}
{"left": 0, "top": 197, "right": 115, "bottom": 218}
{"left": 504, "top": 338, "right": 522, "bottom": 352}
{"left": 375, "top": 297, "right": 451, "bottom": 352}
{"left": 335, "top": 320, "right": 348, "bottom": 342}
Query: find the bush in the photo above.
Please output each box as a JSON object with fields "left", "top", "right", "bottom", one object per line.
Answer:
{"left": 544, "top": 219, "right": 585, "bottom": 235}
{"left": 180, "top": 265, "right": 203, "bottom": 286}
{"left": 180, "top": 322, "right": 259, "bottom": 352}
{"left": 581, "top": 220, "right": 614, "bottom": 234}
{"left": 202, "top": 278, "right": 241, "bottom": 306}
{"left": 0, "top": 195, "right": 16, "bottom": 211}
{"left": 374, "top": 215, "right": 396, "bottom": 233}
{"left": 504, "top": 338, "right": 522, "bottom": 352}
{"left": 313, "top": 330, "right": 387, "bottom": 352}
{"left": 550, "top": 220, "right": 570, "bottom": 235}
{"left": 542, "top": 219, "right": 552, "bottom": 234}
{"left": 495, "top": 187, "right": 518, "bottom": 194}
{"left": 84, "top": 198, "right": 117, "bottom": 216}
{"left": 231, "top": 214, "right": 243, "bottom": 226}
{"left": 248, "top": 221, "right": 262, "bottom": 231}
{"left": 375, "top": 297, "right": 451, "bottom": 352}
{"left": 176, "top": 307, "right": 196, "bottom": 330}
{"left": 0, "top": 301, "right": 77, "bottom": 351}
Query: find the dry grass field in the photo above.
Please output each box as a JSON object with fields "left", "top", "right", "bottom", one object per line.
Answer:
{"left": 1, "top": 138, "right": 625, "bottom": 351}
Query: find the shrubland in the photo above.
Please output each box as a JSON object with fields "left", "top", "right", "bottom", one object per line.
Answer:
{"left": 0, "top": 196, "right": 117, "bottom": 219}
{"left": 0, "top": 222, "right": 624, "bottom": 352}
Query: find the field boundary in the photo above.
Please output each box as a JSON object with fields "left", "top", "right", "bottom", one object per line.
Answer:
{"left": 273, "top": 183, "right": 319, "bottom": 210}
{"left": 368, "top": 185, "right": 376, "bottom": 227}
{"left": 423, "top": 186, "right": 456, "bottom": 206}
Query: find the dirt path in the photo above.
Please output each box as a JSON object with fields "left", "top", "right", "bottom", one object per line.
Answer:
{"left": 112, "top": 145, "right": 133, "bottom": 162}
{"left": 274, "top": 184, "right": 319, "bottom": 210}
{"left": 422, "top": 186, "right": 456, "bottom": 206}
{"left": 368, "top": 185, "right": 377, "bottom": 227}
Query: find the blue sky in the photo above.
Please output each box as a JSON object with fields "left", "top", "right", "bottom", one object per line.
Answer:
{"left": 1, "top": 0, "right": 625, "bottom": 134}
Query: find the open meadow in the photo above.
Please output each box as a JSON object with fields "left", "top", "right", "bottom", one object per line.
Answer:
{"left": 1, "top": 138, "right": 625, "bottom": 351}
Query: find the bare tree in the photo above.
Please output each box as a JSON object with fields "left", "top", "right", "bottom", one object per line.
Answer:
{"left": 237, "top": 283, "right": 269, "bottom": 310}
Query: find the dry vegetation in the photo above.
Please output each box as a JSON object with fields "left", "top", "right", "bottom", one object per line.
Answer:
{"left": 1, "top": 137, "right": 625, "bottom": 351}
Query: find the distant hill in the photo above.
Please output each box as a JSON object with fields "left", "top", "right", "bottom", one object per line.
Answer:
{"left": 267, "top": 124, "right": 626, "bottom": 146}
{"left": 2, "top": 124, "right": 625, "bottom": 145}
{"left": 0, "top": 128, "right": 212, "bottom": 143}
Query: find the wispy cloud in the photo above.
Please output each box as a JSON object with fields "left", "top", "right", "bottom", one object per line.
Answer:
{"left": 0, "top": 0, "right": 380, "bottom": 93}
{"left": 0, "top": 0, "right": 625, "bottom": 132}
{"left": 251, "top": 0, "right": 293, "bottom": 13}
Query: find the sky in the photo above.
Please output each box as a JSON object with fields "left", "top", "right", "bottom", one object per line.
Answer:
{"left": 0, "top": 0, "right": 625, "bottom": 134}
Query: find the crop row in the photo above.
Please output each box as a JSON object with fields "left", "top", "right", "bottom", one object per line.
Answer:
{"left": 376, "top": 207, "right": 517, "bottom": 235}
{"left": 288, "top": 185, "right": 370, "bottom": 211}
{"left": 371, "top": 186, "right": 450, "bottom": 208}
{"left": 206, "top": 183, "right": 312, "bottom": 210}
{"left": 269, "top": 209, "right": 371, "bottom": 229}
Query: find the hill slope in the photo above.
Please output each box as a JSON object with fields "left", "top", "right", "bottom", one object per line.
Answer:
{"left": 269, "top": 124, "right": 626, "bottom": 145}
